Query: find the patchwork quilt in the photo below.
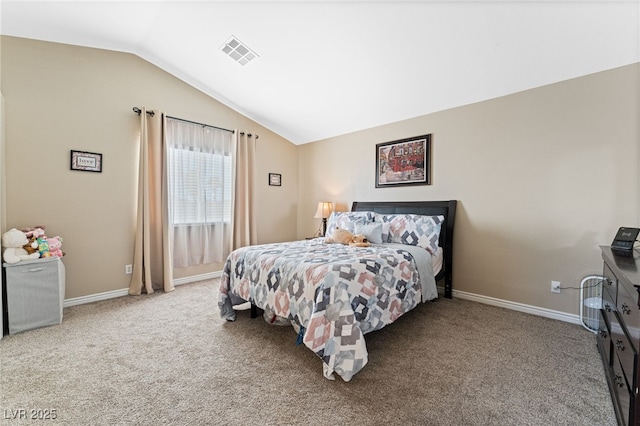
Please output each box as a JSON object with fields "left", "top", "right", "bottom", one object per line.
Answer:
{"left": 218, "top": 239, "right": 430, "bottom": 381}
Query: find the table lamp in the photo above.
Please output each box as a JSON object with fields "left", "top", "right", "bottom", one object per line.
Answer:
{"left": 314, "top": 201, "right": 333, "bottom": 237}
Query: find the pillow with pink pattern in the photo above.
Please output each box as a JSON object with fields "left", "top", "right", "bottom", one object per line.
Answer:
{"left": 379, "top": 214, "right": 444, "bottom": 254}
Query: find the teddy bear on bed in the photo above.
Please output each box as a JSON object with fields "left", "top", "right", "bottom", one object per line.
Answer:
{"left": 324, "top": 228, "right": 371, "bottom": 248}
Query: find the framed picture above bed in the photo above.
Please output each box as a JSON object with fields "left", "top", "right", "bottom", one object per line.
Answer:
{"left": 375, "top": 134, "right": 431, "bottom": 188}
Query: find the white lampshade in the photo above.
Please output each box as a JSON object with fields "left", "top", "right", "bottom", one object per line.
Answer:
{"left": 314, "top": 202, "right": 333, "bottom": 219}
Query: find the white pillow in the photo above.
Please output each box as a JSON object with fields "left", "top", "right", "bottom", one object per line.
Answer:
{"left": 325, "top": 211, "right": 375, "bottom": 236}
{"left": 353, "top": 222, "right": 383, "bottom": 244}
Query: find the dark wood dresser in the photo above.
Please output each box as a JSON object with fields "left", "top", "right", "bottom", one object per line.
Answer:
{"left": 598, "top": 246, "right": 640, "bottom": 425}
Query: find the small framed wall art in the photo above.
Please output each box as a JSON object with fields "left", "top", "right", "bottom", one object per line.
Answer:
{"left": 375, "top": 134, "right": 431, "bottom": 188}
{"left": 268, "top": 173, "right": 282, "bottom": 186}
{"left": 70, "top": 150, "right": 103, "bottom": 173}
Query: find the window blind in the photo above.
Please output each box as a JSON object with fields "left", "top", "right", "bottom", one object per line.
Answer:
{"left": 169, "top": 147, "right": 232, "bottom": 225}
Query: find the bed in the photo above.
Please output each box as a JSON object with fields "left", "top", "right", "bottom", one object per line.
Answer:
{"left": 218, "top": 200, "right": 457, "bottom": 381}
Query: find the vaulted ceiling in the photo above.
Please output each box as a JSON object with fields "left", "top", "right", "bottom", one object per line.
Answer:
{"left": 1, "top": 1, "right": 638, "bottom": 145}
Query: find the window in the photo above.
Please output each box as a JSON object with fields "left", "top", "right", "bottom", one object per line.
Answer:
{"left": 169, "top": 147, "right": 232, "bottom": 225}
{"left": 166, "top": 117, "right": 235, "bottom": 267}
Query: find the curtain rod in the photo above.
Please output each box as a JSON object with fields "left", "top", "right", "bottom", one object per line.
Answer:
{"left": 133, "top": 107, "right": 258, "bottom": 139}
{"left": 133, "top": 107, "right": 154, "bottom": 117}
{"left": 166, "top": 115, "right": 235, "bottom": 134}
{"left": 132, "top": 107, "right": 232, "bottom": 133}
{"left": 238, "top": 131, "right": 259, "bottom": 140}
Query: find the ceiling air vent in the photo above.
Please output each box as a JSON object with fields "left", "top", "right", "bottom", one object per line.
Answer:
{"left": 221, "top": 36, "right": 258, "bottom": 66}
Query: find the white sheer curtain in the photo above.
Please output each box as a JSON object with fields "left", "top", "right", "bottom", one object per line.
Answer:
{"left": 166, "top": 118, "right": 235, "bottom": 267}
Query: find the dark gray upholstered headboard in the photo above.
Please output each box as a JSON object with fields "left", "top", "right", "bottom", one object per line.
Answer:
{"left": 351, "top": 200, "right": 457, "bottom": 299}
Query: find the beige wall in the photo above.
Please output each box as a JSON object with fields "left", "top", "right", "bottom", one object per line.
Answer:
{"left": 2, "top": 34, "right": 638, "bottom": 318}
{"left": 1, "top": 36, "right": 298, "bottom": 299}
{"left": 298, "top": 63, "right": 640, "bottom": 315}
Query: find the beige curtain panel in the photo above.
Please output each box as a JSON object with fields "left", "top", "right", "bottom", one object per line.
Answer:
{"left": 233, "top": 132, "right": 257, "bottom": 249}
{"left": 129, "top": 108, "right": 174, "bottom": 295}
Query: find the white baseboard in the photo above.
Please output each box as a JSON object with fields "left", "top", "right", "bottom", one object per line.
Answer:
{"left": 173, "top": 271, "right": 221, "bottom": 286}
{"left": 64, "top": 288, "right": 130, "bottom": 308}
{"left": 452, "top": 289, "right": 581, "bottom": 326}
{"left": 62, "top": 274, "right": 581, "bottom": 328}
{"left": 63, "top": 271, "right": 222, "bottom": 308}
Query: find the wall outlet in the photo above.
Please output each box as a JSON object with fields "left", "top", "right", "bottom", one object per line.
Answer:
{"left": 551, "top": 281, "right": 561, "bottom": 294}
{"left": 125, "top": 264, "right": 133, "bottom": 275}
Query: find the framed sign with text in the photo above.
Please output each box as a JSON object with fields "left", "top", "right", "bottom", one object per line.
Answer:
{"left": 70, "top": 150, "right": 103, "bottom": 173}
{"left": 269, "top": 173, "right": 281, "bottom": 186}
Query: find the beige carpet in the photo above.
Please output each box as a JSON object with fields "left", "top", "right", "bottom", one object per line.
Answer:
{"left": 0, "top": 279, "right": 616, "bottom": 425}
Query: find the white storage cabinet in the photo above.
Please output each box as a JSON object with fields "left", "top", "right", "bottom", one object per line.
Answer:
{"left": 3, "top": 257, "right": 65, "bottom": 334}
